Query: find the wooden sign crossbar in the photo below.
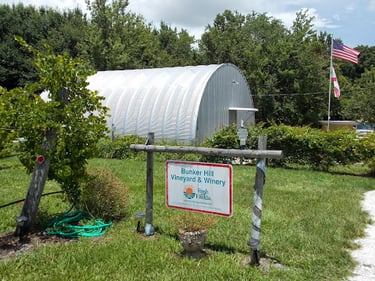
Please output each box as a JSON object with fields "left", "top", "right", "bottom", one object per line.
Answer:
{"left": 130, "top": 144, "right": 282, "bottom": 159}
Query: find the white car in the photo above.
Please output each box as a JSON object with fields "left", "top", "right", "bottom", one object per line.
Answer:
{"left": 356, "top": 124, "right": 374, "bottom": 137}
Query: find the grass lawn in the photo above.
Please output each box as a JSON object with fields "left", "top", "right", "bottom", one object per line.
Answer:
{"left": 0, "top": 156, "right": 374, "bottom": 281}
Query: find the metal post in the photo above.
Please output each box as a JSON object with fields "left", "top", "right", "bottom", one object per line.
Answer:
{"left": 145, "top": 132, "right": 154, "bottom": 236}
{"left": 248, "top": 136, "right": 267, "bottom": 265}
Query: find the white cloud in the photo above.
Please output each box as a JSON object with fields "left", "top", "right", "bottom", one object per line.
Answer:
{"left": 305, "top": 8, "right": 338, "bottom": 29}
{"left": 369, "top": 0, "right": 375, "bottom": 11}
{"left": 270, "top": 8, "right": 338, "bottom": 30}
{"left": 128, "top": 0, "right": 286, "bottom": 28}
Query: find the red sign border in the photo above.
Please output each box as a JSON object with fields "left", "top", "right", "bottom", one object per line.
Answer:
{"left": 166, "top": 160, "right": 233, "bottom": 217}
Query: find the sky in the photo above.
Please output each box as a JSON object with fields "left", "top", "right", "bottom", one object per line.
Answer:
{"left": 1, "top": 0, "right": 374, "bottom": 47}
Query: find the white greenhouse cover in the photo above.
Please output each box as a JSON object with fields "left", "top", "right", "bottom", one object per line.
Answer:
{"left": 87, "top": 64, "right": 254, "bottom": 143}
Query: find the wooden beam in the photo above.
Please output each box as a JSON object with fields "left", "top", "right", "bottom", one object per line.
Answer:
{"left": 130, "top": 144, "right": 282, "bottom": 159}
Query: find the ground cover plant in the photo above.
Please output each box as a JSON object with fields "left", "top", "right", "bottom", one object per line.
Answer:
{"left": 0, "top": 156, "right": 374, "bottom": 281}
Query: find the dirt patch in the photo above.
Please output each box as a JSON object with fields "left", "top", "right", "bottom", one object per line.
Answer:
{"left": 0, "top": 228, "right": 71, "bottom": 261}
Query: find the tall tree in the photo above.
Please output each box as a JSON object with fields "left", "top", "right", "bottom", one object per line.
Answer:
{"left": 199, "top": 9, "right": 329, "bottom": 126}
{"left": 85, "top": 0, "right": 160, "bottom": 69}
{"left": 274, "top": 10, "right": 328, "bottom": 126}
{"left": 0, "top": 4, "right": 89, "bottom": 89}
{"left": 0, "top": 4, "right": 39, "bottom": 89}
{"left": 200, "top": 10, "right": 248, "bottom": 64}
{"left": 341, "top": 66, "right": 375, "bottom": 123}
{"left": 154, "top": 22, "right": 196, "bottom": 67}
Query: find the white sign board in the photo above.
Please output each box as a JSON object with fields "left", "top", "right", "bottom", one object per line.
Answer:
{"left": 166, "top": 161, "right": 233, "bottom": 217}
{"left": 237, "top": 128, "right": 248, "bottom": 146}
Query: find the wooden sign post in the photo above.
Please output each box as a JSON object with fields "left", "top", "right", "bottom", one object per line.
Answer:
{"left": 131, "top": 134, "right": 281, "bottom": 266}
{"left": 248, "top": 136, "right": 267, "bottom": 265}
{"left": 145, "top": 132, "right": 155, "bottom": 236}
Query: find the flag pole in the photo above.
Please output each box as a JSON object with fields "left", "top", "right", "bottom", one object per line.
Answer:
{"left": 327, "top": 37, "right": 334, "bottom": 131}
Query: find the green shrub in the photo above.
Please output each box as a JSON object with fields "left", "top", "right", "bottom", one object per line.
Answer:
{"left": 203, "top": 124, "right": 240, "bottom": 149}
{"left": 262, "top": 124, "right": 362, "bottom": 170}
{"left": 357, "top": 133, "right": 375, "bottom": 161}
{"left": 97, "top": 135, "right": 146, "bottom": 160}
{"left": 0, "top": 140, "right": 18, "bottom": 158}
{"left": 99, "top": 126, "right": 375, "bottom": 172}
{"left": 79, "top": 169, "right": 130, "bottom": 221}
{"left": 359, "top": 133, "right": 375, "bottom": 174}
{"left": 204, "top": 123, "right": 374, "bottom": 171}
{"left": 98, "top": 135, "right": 201, "bottom": 162}
{"left": 368, "top": 157, "right": 375, "bottom": 175}
{"left": 200, "top": 124, "right": 240, "bottom": 163}
{"left": 153, "top": 139, "right": 201, "bottom": 162}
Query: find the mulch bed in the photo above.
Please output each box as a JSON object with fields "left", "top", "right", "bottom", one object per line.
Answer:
{"left": 0, "top": 228, "right": 70, "bottom": 260}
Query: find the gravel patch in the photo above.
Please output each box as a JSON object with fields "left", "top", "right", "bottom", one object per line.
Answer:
{"left": 348, "top": 190, "right": 375, "bottom": 281}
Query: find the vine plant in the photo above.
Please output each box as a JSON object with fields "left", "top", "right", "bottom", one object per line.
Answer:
{"left": 1, "top": 37, "right": 109, "bottom": 203}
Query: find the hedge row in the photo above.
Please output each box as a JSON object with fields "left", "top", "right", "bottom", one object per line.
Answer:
{"left": 97, "top": 136, "right": 200, "bottom": 163}
{"left": 96, "top": 124, "right": 375, "bottom": 173}
{"left": 211, "top": 123, "right": 375, "bottom": 171}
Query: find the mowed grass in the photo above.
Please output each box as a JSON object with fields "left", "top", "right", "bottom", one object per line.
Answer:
{"left": 0, "top": 156, "right": 374, "bottom": 281}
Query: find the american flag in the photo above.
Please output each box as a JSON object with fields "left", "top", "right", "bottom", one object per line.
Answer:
{"left": 332, "top": 40, "right": 360, "bottom": 64}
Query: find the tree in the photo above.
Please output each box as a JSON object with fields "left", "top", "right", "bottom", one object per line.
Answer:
{"left": 0, "top": 4, "right": 89, "bottom": 89}
{"left": 154, "top": 22, "right": 196, "bottom": 67}
{"left": 199, "top": 9, "right": 329, "bottom": 126}
{"left": 0, "top": 4, "right": 39, "bottom": 89}
{"left": 274, "top": 10, "right": 328, "bottom": 126}
{"left": 42, "top": 8, "right": 89, "bottom": 58}
{"left": 341, "top": 66, "right": 375, "bottom": 123}
{"left": 199, "top": 10, "right": 248, "bottom": 64}
{"left": 1, "top": 37, "right": 108, "bottom": 235}
{"left": 85, "top": 0, "right": 157, "bottom": 69}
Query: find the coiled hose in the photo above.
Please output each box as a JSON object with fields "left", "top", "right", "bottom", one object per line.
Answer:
{"left": 45, "top": 210, "right": 112, "bottom": 238}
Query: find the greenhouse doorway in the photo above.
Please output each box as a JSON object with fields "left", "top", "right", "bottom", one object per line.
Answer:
{"left": 229, "top": 107, "right": 258, "bottom": 127}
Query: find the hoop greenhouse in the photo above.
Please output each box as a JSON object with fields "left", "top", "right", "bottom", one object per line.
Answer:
{"left": 87, "top": 63, "right": 257, "bottom": 144}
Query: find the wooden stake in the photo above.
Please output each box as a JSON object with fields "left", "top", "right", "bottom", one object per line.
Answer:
{"left": 145, "top": 132, "right": 154, "bottom": 236}
{"left": 15, "top": 128, "right": 56, "bottom": 239}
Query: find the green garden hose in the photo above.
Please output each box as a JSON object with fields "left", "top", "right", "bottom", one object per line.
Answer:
{"left": 45, "top": 210, "right": 112, "bottom": 238}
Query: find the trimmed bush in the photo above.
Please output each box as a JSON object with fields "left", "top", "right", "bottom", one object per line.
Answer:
{"left": 79, "top": 169, "right": 130, "bottom": 221}
{"left": 97, "top": 126, "right": 375, "bottom": 172}
{"left": 152, "top": 139, "right": 201, "bottom": 162}
{"left": 97, "top": 135, "right": 147, "bottom": 160}
{"left": 200, "top": 124, "right": 240, "bottom": 163}
{"left": 97, "top": 135, "right": 201, "bottom": 162}
{"left": 262, "top": 124, "right": 362, "bottom": 170}
{"left": 206, "top": 123, "right": 374, "bottom": 171}
{"left": 359, "top": 133, "right": 375, "bottom": 174}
